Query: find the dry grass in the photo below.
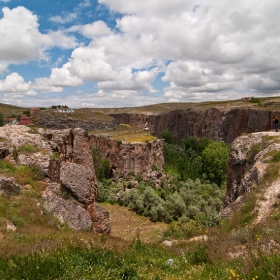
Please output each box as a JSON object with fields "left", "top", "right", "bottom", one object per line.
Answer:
{"left": 0, "top": 103, "right": 26, "bottom": 116}
{"left": 89, "top": 124, "right": 157, "bottom": 143}
{"left": 101, "top": 203, "right": 167, "bottom": 243}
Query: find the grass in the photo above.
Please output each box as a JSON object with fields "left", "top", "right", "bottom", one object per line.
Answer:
{"left": 0, "top": 103, "right": 26, "bottom": 116}
{"left": 0, "top": 160, "right": 43, "bottom": 190}
{"left": 0, "top": 137, "right": 7, "bottom": 142}
{"left": 89, "top": 124, "right": 157, "bottom": 143}
{"left": 17, "top": 144, "right": 39, "bottom": 154}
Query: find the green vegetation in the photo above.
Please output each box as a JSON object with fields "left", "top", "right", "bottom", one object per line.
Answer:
{"left": 28, "top": 125, "right": 39, "bottom": 134}
{"left": 91, "top": 145, "right": 111, "bottom": 181}
{"left": 0, "top": 137, "right": 7, "bottom": 142}
{"left": 18, "top": 144, "right": 39, "bottom": 154}
{"left": 164, "top": 135, "right": 229, "bottom": 186}
{"left": 0, "top": 160, "right": 42, "bottom": 189}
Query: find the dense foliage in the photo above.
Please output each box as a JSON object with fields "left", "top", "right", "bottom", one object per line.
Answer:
{"left": 91, "top": 145, "right": 111, "bottom": 181}
{"left": 164, "top": 136, "right": 229, "bottom": 187}
{"left": 98, "top": 177, "right": 224, "bottom": 226}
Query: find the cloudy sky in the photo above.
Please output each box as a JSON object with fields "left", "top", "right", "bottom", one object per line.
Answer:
{"left": 0, "top": 0, "right": 279, "bottom": 108}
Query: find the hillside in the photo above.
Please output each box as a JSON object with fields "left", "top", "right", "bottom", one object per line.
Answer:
{"left": 0, "top": 122, "right": 280, "bottom": 278}
{"left": 0, "top": 103, "right": 27, "bottom": 116}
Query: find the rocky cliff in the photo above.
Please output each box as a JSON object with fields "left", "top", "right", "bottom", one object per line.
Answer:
{"left": 221, "top": 131, "right": 280, "bottom": 217}
{"left": 0, "top": 125, "right": 110, "bottom": 233}
{"left": 110, "top": 107, "right": 275, "bottom": 144}
{"left": 89, "top": 135, "right": 164, "bottom": 179}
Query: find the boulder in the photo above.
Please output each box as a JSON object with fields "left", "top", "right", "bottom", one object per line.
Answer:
{"left": 42, "top": 183, "right": 92, "bottom": 231}
{"left": 60, "top": 162, "right": 97, "bottom": 204}
{"left": 87, "top": 202, "right": 111, "bottom": 234}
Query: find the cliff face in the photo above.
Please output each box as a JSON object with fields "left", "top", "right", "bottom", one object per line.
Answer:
{"left": 88, "top": 135, "right": 164, "bottom": 178}
{"left": 221, "top": 131, "right": 280, "bottom": 216}
{"left": 111, "top": 107, "right": 275, "bottom": 144}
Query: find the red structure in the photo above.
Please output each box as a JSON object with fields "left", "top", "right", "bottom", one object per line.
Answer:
{"left": 19, "top": 115, "right": 32, "bottom": 126}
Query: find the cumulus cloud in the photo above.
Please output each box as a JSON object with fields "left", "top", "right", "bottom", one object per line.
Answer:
{"left": 0, "top": 6, "right": 77, "bottom": 73}
{"left": 69, "top": 20, "right": 112, "bottom": 38}
{"left": 2, "top": 0, "right": 280, "bottom": 107}
{"left": 0, "top": 73, "right": 36, "bottom": 95}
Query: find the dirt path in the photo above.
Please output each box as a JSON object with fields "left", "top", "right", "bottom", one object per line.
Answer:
{"left": 254, "top": 178, "right": 280, "bottom": 224}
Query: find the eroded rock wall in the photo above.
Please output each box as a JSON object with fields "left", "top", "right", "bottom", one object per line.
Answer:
{"left": 111, "top": 108, "right": 275, "bottom": 144}
{"left": 89, "top": 135, "right": 164, "bottom": 178}
{"left": 221, "top": 131, "right": 280, "bottom": 216}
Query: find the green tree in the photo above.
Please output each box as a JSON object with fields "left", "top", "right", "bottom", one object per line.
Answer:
{"left": 159, "top": 130, "right": 173, "bottom": 144}
{"left": 0, "top": 112, "right": 4, "bottom": 127}
{"left": 91, "top": 145, "right": 111, "bottom": 181}
{"left": 201, "top": 141, "right": 230, "bottom": 187}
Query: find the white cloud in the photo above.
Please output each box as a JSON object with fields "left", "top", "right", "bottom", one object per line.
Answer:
{"left": 2, "top": 0, "right": 280, "bottom": 107}
{"left": 0, "top": 73, "right": 35, "bottom": 95}
{"left": 0, "top": 6, "right": 77, "bottom": 72}
{"left": 49, "top": 13, "right": 78, "bottom": 24}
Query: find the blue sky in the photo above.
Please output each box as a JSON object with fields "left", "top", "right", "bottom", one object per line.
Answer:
{"left": 0, "top": 0, "right": 280, "bottom": 108}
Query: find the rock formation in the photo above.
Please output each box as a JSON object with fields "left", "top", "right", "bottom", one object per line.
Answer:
{"left": 0, "top": 125, "right": 110, "bottom": 233}
{"left": 110, "top": 107, "right": 275, "bottom": 144}
{"left": 89, "top": 135, "right": 164, "bottom": 179}
{"left": 221, "top": 131, "right": 280, "bottom": 216}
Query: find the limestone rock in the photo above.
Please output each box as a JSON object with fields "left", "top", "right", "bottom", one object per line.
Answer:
{"left": 60, "top": 162, "right": 97, "bottom": 204}
{"left": 6, "top": 221, "right": 17, "bottom": 231}
{"left": 111, "top": 107, "right": 273, "bottom": 144}
{"left": 42, "top": 183, "right": 92, "bottom": 231}
{"left": 223, "top": 131, "right": 280, "bottom": 212}
{"left": 87, "top": 202, "right": 111, "bottom": 234}
{"left": 0, "top": 125, "right": 51, "bottom": 150}
{"left": 0, "top": 177, "right": 20, "bottom": 194}
{"left": 89, "top": 136, "right": 164, "bottom": 178}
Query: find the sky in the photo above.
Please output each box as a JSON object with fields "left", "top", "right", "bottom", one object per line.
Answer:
{"left": 0, "top": 0, "right": 280, "bottom": 108}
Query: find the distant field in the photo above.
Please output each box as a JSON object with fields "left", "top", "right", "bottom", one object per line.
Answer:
{"left": 89, "top": 124, "right": 157, "bottom": 143}
{"left": 81, "top": 96, "right": 280, "bottom": 115}
{"left": 0, "top": 103, "right": 27, "bottom": 116}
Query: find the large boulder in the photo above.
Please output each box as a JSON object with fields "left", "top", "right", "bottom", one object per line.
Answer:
{"left": 60, "top": 162, "right": 97, "bottom": 204}
{"left": 42, "top": 183, "right": 92, "bottom": 230}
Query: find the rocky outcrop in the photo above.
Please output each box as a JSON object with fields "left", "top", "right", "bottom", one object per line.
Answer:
{"left": 87, "top": 202, "right": 111, "bottom": 234}
{"left": 42, "top": 183, "right": 92, "bottom": 230}
{"left": 0, "top": 125, "right": 110, "bottom": 233}
{"left": 111, "top": 107, "right": 274, "bottom": 144}
{"left": 60, "top": 162, "right": 97, "bottom": 205}
{"left": 221, "top": 132, "right": 280, "bottom": 216}
{"left": 89, "top": 135, "right": 164, "bottom": 178}
{"left": 0, "top": 177, "right": 20, "bottom": 194}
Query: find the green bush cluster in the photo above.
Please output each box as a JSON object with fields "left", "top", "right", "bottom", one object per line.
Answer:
{"left": 98, "top": 177, "right": 225, "bottom": 226}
